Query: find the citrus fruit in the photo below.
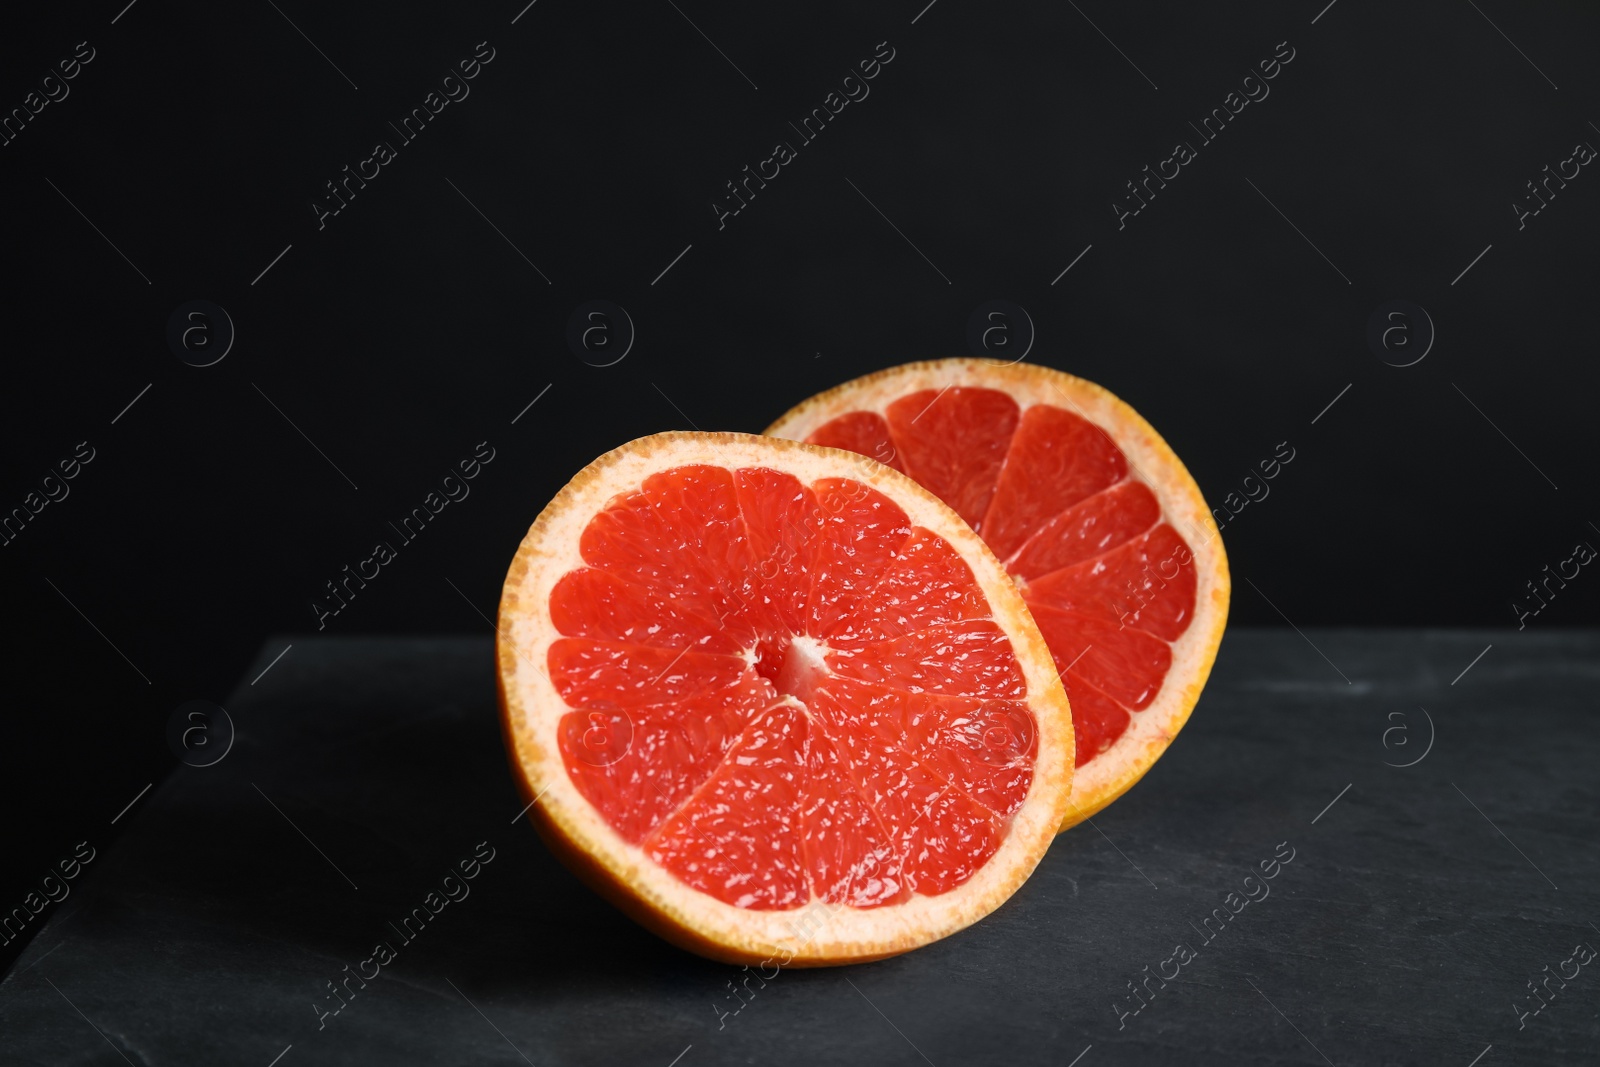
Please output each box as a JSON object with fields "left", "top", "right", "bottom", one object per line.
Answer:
{"left": 766, "top": 360, "right": 1228, "bottom": 830}
{"left": 497, "top": 431, "right": 1074, "bottom": 965}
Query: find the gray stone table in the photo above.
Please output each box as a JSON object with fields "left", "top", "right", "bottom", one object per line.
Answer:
{"left": 3, "top": 629, "right": 1597, "bottom": 1066}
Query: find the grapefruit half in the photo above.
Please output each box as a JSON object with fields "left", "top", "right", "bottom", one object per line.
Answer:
{"left": 497, "top": 432, "right": 1073, "bottom": 965}
{"left": 766, "top": 360, "right": 1228, "bottom": 830}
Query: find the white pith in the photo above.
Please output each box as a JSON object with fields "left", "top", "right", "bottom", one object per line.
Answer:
{"left": 773, "top": 634, "right": 829, "bottom": 708}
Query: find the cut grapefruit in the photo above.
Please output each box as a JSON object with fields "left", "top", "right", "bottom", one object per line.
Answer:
{"left": 497, "top": 432, "right": 1073, "bottom": 965}
{"left": 766, "top": 360, "right": 1228, "bottom": 830}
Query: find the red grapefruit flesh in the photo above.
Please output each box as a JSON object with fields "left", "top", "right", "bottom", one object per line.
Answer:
{"left": 767, "top": 360, "right": 1229, "bottom": 829}
{"left": 498, "top": 432, "right": 1073, "bottom": 964}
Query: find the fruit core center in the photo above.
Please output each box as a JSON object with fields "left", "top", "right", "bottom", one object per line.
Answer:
{"left": 757, "top": 634, "right": 830, "bottom": 706}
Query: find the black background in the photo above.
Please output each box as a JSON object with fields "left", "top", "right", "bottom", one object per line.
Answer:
{"left": 2, "top": 0, "right": 1596, "bottom": 972}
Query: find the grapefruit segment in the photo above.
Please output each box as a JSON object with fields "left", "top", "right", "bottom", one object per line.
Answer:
{"left": 810, "top": 678, "right": 1034, "bottom": 819}
{"left": 732, "top": 467, "right": 819, "bottom": 635}
{"left": 643, "top": 703, "right": 812, "bottom": 911}
{"left": 927, "top": 699, "right": 1038, "bottom": 814}
{"left": 1028, "top": 607, "right": 1171, "bottom": 712}
{"left": 884, "top": 778, "right": 1005, "bottom": 897}
{"left": 1060, "top": 671, "right": 1133, "bottom": 769}
{"left": 1008, "top": 480, "right": 1161, "bottom": 581}
{"left": 804, "top": 480, "right": 913, "bottom": 638}
{"left": 823, "top": 529, "right": 992, "bottom": 649}
{"left": 981, "top": 404, "right": 1127, "bottom": 560}
{"left": 576, "top": 466, "right": 755, "bottom": 643}
{"left": 549, "top": 568, "right": 743, "bottom": 654}
{"left": 808, "top": 682, "right": 1005, "bottom": 896}
{"left": 547, "top": 639, "right": 764, "bottom": 709}
{"left": 803, "top": 411, "right": 904, "bottom": 473}
{"left": 825, "top": 619, "right": 1027, "bottom": 700}
{"left": 557, "top": 691, "right": 762, "bottom": 844}
{"left": 499, "top": 432, "right": 1073, "bottom": 965}
{"left": 1024, "top": 524, "right": 1198, "bottom": 641}
{"left": 766, "top": 360, "right": 1229, "bottom": 828}
{"left": 884, "top": 387, "right": 1020, "bottom": 527}
{"left": 796, "top": 725, "right": 906, "bottom": 908}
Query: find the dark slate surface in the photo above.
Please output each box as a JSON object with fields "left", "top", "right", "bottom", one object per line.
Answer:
{"left": 3, "top": 629, "right": 1597, "bottom": 1066}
